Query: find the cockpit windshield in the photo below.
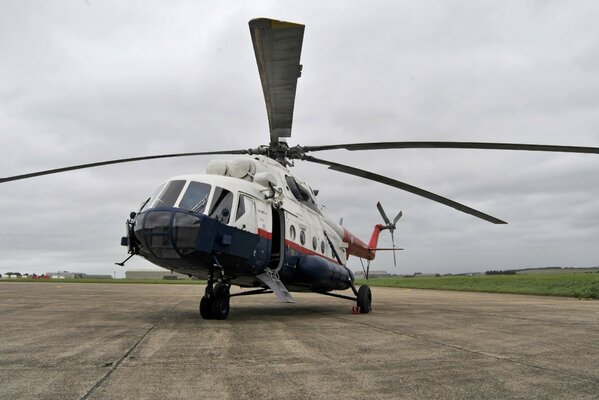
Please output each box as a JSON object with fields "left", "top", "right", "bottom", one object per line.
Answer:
{"left": 148, "top": 180, "right": 185, "bottom": 208}
{"left": 146, "top": 180, "right": 234, "bottom": 224}
{"left": 179, "top": 182, "right": 212, "bottom": 213}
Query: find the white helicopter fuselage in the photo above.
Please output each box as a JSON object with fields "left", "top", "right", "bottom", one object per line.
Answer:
{"left": 128, "top": 155, "right": 377, "bottom": 293}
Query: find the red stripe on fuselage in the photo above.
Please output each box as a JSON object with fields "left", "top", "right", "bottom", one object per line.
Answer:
{"left": 258, "top": 228, "right": 272, "bottom": 240}
{"left": 256, "top": 229, "right": 340, "bottom": 265}
{"left": 285, "top": 239, "right": 340, "bottom": 264}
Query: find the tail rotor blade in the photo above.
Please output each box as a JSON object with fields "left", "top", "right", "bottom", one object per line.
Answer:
{"left": 377, "top": 202, "right": 391, "bottom": 225}
{"left": 391, "top": 231, "right": 397, "bottom": 267}
{"left": 393, "top": 210, "right": 403, "bottom": 225}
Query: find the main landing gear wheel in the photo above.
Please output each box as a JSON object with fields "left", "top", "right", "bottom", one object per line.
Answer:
{"left": 199, "top": 282, "right": 231, "bottom": 320}
{"left": 357, "top": 285, "right": 372, "bottom": 314}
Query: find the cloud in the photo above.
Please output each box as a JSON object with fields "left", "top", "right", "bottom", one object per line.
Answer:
{"left": 2, "top": 1, "right": 599, "bottom": 276}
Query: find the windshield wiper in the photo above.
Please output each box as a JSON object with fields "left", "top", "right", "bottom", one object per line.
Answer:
{"left": 192, "top": 196, "right": 208, "bottom": 213}
{"left": 138, "top": 197, "right": 151, "bottom": 213}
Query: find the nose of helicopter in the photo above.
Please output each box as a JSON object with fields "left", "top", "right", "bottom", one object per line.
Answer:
{"left": 133, "top": 208, "right": 203, "bottom": 259}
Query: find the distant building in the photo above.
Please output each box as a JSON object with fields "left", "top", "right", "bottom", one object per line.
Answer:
{"left": 125, "top": 269, "right": 191, "bottom": 280}
{"left": 2, "top": 272, "right": 22, "bottom": 279}
{"left": 43, "top": 271, "right": 112, "bottom": 279}
{"left": 45, "top": 271, "right": 79, "bottom": 279}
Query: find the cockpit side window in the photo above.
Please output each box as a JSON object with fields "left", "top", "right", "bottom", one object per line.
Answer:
{"left": 179, "top": 182, "right": 212, "bottom": 213}
{"left": 209, "top": 187, "right": 234, "bottom": 224}
{"left": 149, "top": 180, "right": 185, "bottom": 208}
{"left": 285, "top": 175, "right": 318, "bottom": 211}
{"left": 285, "top": 176, "right": 303, "bottom": 201}
{"left": 236, "top": 194, "right": 246, "bottom": 220}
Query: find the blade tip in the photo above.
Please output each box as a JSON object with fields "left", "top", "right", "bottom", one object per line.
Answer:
{"left": 249, "top": 18, "right": 304, "bottom": 29}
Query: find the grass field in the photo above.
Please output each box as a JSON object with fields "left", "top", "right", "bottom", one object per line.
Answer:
{"left": 3, "top": 273, "right": 599, "bottom": 299}
{"left": 0, "top": 278, "right": 204, "bottom": 285}
{"left": 356, "top": 273, "right": 599, "bottom": 299}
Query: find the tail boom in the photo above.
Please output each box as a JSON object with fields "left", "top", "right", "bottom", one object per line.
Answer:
{"left": 342, "top": 224, "right": 387, "bottom": 261}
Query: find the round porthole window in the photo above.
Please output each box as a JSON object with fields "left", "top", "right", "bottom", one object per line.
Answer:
{"left": 290, "top": 225, "right": 296, "bottom": 240}
{"left": 321, "top": 241, "right": 325, "bottom": 254}
{"left": 300, "top": 230, "right": 306, "bottom": 245}
{"left": 312, "top": 237, "right": 318, "bottom": 250}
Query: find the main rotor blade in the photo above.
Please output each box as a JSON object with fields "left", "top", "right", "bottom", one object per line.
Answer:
{"left": 303, "top": 141, "right": 599, "bottom": 155}
{"left": 0, "top": 149, "right": 249, "bottom": 183}
{"left": 249, "top": 18, "right": 304, "bottom": 146}
{"left": 303, "top": 155, "right": 507, "bottom": 224}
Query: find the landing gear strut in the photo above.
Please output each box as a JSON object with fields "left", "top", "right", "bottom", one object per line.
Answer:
{"left": 199, "top": 280, "right": 231, "bottom": 320}
{"left": 315, "top": 282, "right": 373, "bottom": 314}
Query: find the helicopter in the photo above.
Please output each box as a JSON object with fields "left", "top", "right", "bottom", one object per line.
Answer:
{"left": 3, "top": 17, "right": 599, "bottom": 320}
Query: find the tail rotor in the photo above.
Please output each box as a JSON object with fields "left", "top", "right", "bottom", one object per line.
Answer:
{"left": 376, "top": 202, "right": 403, "bottom": 266}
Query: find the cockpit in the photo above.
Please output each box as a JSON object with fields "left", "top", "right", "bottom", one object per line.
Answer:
{"left": 131, "top": 176, "right": 257, "bottom": 262}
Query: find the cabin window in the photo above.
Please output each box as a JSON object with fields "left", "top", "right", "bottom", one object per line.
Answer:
{"left": 179, "top": 182, "right": 212, "bottom": 213}
{"left": 149, "top": 180, "right": 185, "bottom": 208}
{"left": 209, "top": 187, "right": 234, "bottom": 224}
{"left": 312, "top": 237, "right": 318, "bottom": 250}
{"left": 300, "top": 230, "right": 306, "bottom": 245}
{"left": 289, "top": 225, "right": 296, "bottom": 240}
{"left": 321, "top": 241, "right": 326, "bottom": 254}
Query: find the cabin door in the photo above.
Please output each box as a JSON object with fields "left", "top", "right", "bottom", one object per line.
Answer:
{"left": 268, "top": 207, "right": 285, "bottom": 271}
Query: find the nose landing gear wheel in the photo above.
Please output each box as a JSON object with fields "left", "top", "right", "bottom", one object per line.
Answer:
{"left": 211, "top": 296, "right": 230, "bottom": 320}
{"left": 199, "top": 296, "right": 213, "bottom": 319}
{"left": 199, "top": 282, "right": 231, "bottom": 320}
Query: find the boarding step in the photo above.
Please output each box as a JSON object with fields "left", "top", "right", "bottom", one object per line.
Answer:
{"left": 256, "top": 270, "right": 295, "bottom": 303}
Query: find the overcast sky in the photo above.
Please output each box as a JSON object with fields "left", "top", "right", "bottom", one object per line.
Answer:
{"left": 1, "top": 1, "right": 598, "bottom": 277}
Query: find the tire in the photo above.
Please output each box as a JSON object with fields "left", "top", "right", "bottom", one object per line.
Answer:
{"left": 211, "top": 296, "right": 230, "bottom": 320}
{"left": 199, "top": 296, "right": 213, "bottom": 319}
{"left": 357, "top": 285, "right": 372, "bottom": 314}
{"left": 213, "top": 282, "right": 230, "bottom": 298}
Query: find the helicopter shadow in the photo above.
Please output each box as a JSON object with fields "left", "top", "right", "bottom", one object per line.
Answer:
{"left": 172, "top": 302, "right": 346, "bottom": 323}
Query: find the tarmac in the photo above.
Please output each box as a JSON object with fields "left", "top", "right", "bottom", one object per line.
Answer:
{"left": 0, "top": 282, "right": 598, "bottom": 400}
